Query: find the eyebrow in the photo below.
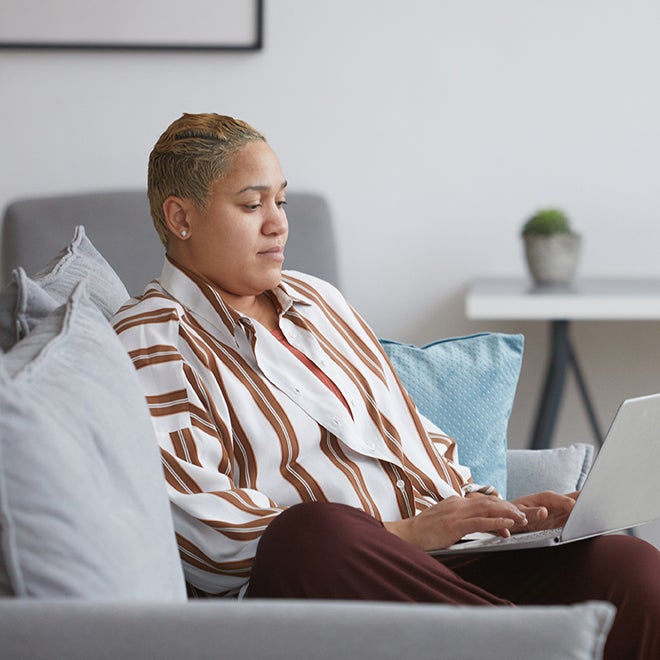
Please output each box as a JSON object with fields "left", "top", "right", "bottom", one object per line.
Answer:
{"left": 238, "top": 180, "right": 288, "bottom": 194}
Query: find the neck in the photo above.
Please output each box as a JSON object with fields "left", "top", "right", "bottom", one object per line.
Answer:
{"left": 232, "top": 292, "right": 279, "bottom": 331}
{"left": 164, "top": 254, "right": 280, "bottom": 330}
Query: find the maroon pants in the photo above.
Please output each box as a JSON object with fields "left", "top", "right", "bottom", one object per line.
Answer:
{"left": 246, "top": 502, "right": 660, "bottom": 660}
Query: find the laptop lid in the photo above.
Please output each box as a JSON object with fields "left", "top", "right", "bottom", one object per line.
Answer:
{"left": 562, "top": 392, "right": 660, "bottom": 540}
{"left": 429, "top": 393, "right": 660, "bottom": 556}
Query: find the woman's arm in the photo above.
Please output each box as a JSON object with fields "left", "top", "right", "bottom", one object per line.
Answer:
{"left": 383, "top": 495, "right": 528, "bottom": 550}
{"left": 114, "top": 299, "right": 285, "bottom": 597}
{"left": 383, "top": 490, "right": 578, "bottom": 551}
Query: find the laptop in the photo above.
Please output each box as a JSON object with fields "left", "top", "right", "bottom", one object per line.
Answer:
{"left": 429, "top": 393, "right": 660, "bottom": 556}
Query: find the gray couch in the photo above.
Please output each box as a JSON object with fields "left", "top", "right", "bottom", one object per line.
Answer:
{"left": 0, "top": 191, "right": 614, "bottom": 659}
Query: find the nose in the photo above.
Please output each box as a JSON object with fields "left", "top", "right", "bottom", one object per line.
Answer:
{"left": 263, "top": 200, "right": 288, "bottom": 236}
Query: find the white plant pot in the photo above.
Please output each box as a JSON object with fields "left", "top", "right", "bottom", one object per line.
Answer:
{"left": 523, "top": 233, "right": 582, "bottom": 286}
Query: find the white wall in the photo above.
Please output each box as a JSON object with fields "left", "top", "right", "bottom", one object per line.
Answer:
{"left": 2, "top": 0, "right": 660, "bottom": 543}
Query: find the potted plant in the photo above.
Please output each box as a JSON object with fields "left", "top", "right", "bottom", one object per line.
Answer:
{"left": 521, "top": 207, "right": 581, "bottom": 286}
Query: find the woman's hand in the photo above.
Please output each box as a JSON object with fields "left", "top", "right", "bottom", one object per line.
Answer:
{"left": 383, "top": 495, "right": 528, "bottom": 551}
{"left": 509, "top": 491, "right": 579, "bottom": 533}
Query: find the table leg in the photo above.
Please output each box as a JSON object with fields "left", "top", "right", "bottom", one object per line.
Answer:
{"left": 567, "top": 341, "right": 604, "bottom": 448}
{"left": 530, "top": 320, "right": 571, "bottom": 450}
{"left": 529, "top": 321, "right": 629, "bottom": 531}
{"left": 530, "top": 320, "right": 604, "bottom": 450}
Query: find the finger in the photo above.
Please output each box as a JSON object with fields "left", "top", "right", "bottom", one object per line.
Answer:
{"left": 467, "top": 516, "right": 518, "bottom": 535}
{"left": 540, "top": 493, "right": 576, "bottom": 516}
{"left": 522, "top": 492, "right": 575, "bottom": 513}
{"left": 510, "top": 507, "right": 549, "bottom": 533}
{"left": 466, "top": 498, "right": 528, "bottom": 525}
{"left": 552, "top": 492, "right": 578, "bottom": 508}
{"left": 531, "top": 506, "right": 549, "bottom": 522}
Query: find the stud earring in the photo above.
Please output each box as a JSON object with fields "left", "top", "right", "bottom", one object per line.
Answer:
{"left": 181, "top": 230, "right": 188, "bottom": 238}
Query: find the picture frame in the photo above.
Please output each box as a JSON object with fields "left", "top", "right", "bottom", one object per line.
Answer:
{"left": 0, "top": 0, "right": 263, "bottom": 52}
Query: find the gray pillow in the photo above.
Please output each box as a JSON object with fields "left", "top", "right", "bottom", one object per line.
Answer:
{"left": 0, "top": 225, "right": 129, "bottom": 350}
{"left": 0, "top": 269, "right": 59, "bottom": 351}
{"left": 0, "top": 282, "right": 186, "bottom": 600}
{"left": 32, "top": 224, "right": 130, "bottom": 315}
{"left": 506, "top": 443, "right": 595, "bottom": 501}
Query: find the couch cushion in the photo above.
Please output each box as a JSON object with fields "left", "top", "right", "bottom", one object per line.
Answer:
{"left": 380, "top": 333, "right": 524, "bottom": 498}
{"left": 0, "top": 282, "right": 186, "bottom": 600}
{"left": 0, "top": 225, "right": 129, "bottom": 350}
{"left": 0, "top": 599, "right": 616, "bottom": 660}
{"left": 506, "top": 443, "right": 595, "bottom": 500}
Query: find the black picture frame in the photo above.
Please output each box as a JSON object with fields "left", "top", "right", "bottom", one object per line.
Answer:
{"left": 0, "top": 0, "right": 263, "bottom": 52}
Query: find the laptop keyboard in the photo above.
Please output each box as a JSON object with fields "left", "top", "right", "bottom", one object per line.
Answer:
{"left": 467, "top": 527, "right": 563, "bottom": 547}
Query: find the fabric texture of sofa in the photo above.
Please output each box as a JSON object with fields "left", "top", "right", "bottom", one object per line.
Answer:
{"left": 0, "top": 191, "right": 613, "bottom": 659}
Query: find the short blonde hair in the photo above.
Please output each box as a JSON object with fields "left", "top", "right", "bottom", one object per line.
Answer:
{"left": 148, "top": 113, "right": 266, "bottom": 245}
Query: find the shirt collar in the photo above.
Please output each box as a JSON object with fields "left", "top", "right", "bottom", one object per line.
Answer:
{"left": 158, "top": 256, "right": 309, "bottom": 337}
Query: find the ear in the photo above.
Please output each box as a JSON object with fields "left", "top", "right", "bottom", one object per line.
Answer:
{"left": 162, "top": 196, "right": 192, "bottom": 239}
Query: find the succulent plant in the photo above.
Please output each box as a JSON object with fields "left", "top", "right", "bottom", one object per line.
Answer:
{"left": 521, "top": 208, "right": 573, "bottom": 237}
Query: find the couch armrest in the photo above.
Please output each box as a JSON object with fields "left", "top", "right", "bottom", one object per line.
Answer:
{"left": 0, "top": 599, "right": 614, "bottom": 660}
{"left": 507, "top": 442, "right": 594, "bottom": 500}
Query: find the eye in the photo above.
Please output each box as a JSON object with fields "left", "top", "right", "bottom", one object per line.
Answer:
{"left": 277, "top": 200, "right": 287, "bottom": 208}
{"left": 244, "top": 203, "right": 261, "bottom": 211}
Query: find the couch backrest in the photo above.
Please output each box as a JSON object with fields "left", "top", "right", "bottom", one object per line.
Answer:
{"left": 1, "top": 190, "right": 340, "bottom": 295}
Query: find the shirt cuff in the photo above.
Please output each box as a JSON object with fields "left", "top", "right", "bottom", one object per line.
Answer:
{"left": 462, "top": 483, "right": 501, "bottom": 498}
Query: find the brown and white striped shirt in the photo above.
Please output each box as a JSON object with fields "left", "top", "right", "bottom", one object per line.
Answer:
{"left": 113, "top": 257, "right": 483, "bottom": 596}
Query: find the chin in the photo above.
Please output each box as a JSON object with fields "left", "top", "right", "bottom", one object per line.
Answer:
{"left": 253, "top": 273, "right": 282, "bottom": 294}
{"left": 268, "top": 276, "right": 283, "bottom": 291}
{"left": 266, "top": 269, "right": 283, "bottom": 287}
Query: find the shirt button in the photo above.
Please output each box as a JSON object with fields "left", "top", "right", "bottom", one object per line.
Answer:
{"left": 294, "top": 387, "right": 301, "bottom": 395}
{"left": 331, "top": 418, "right": 340, "bottom": 428}
{"left": 396, "top": 480, "right": 406, "bottom": 490}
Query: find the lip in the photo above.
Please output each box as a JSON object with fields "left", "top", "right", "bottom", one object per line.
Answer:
{"left": 258, "top": 246, "right": 285, "bottom": 262}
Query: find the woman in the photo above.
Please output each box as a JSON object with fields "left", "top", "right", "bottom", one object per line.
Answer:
{"left": 113, "top": 113, "right": 660, "bottom": 659}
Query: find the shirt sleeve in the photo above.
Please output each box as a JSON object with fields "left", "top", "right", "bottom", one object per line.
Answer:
{"left": 114, "top": 302, "right": 284, "bottom": 596}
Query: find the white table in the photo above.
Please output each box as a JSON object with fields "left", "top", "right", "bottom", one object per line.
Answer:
{"left": 466, "top": 277, "right": 660, "bottom": 450}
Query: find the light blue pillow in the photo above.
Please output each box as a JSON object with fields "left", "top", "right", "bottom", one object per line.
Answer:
{"left": 380, "top": 333, "right": 524, "bottom": 498}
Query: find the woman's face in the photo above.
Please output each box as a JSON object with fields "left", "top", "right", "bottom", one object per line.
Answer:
{"left": 181, "top": 141, "right": 288, "bottom": 302}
